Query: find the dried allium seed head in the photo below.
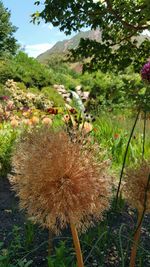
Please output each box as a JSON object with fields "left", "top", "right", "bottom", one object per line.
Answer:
{"left": 10, "top": 127, "right": 111, "bottom": 234}
{"left": 123, "top": 161, "right": 150, "bottom": 212}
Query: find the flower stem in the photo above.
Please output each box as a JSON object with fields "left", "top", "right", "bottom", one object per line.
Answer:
{"left": 130, "top": 173, "right": 150, "bottom": 267}
{"left": 115, "top": 109, "right": 140, "bottom": 209}
{"left": 142, "top": 110, "right": 146, "bottom": 161}
{"left": 70, "top": 222, "right": 84, "bottom": 267}
{"left": 129, "top": 210, "right": 143, "bottom": 267}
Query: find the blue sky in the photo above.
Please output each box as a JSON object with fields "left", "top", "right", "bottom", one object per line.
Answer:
{"left": 3, "top": 0, "right": 149, "bottom": 58}
{"left": 2, "top": 0, "right": 75, "bottom": 57}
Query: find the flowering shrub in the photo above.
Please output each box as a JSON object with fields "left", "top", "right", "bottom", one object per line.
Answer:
{"left": 0, "top": 80, "right": 94, "bottom": 139}
{"left": 5, "top": 79, "right": 53, "bottom": 111}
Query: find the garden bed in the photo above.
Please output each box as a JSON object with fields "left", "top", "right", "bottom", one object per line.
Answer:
{"left": 0, "top": 177, "right": 150, "bottom": 267}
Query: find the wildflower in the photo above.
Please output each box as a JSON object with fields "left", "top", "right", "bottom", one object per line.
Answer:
{"left": 10, "top": 128, "right": 110, "bottom": 234}
{"left": 62, "top": 114, "right": 70, "bottom": 123}
{"left": 22, "top": 106, "right": 29, "bottom": 112}
{"left": 47, "top": 108, "right": 58, "bottom": 115}
{"left": 10, "top": 119, "right": 19, "bottom": 128}
{"left": 42, "top": 117, "right": 52, "bottom": 125}
{"left": 23, "top": 119, "right": 32, "bottom": 126}
{"left": 80, "top": 122, "right": 93, "bottom": 134}
{"left": 1, "top": 96, "right": 9, "bottom": 101}
{"left": 114, "top": 133, "right": 119, "bottom": 139}
{"left": 22, "top": 111, "right": 30, "bottom": 118}
{"left": 5, "top": 111, "right": 10, "bottom": 118}
{"left": 30, "top": 116, "right": 39, "bottom": 125}
{"left": 69, "top": 108, "right": 77, "bottom": 114}
{"left": 141, "top": 61, "right": 150, "bottom": 83}
{"left": 7, "top": 101, "right": 14, "bottom": 110}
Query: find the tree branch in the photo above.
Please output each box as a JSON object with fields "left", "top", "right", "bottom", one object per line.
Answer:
{"left": 105, "top": 0, "right": 149, "bottom": 31}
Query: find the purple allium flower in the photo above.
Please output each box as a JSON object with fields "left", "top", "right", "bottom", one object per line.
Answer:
{"left": 141, "top": 61, "right": 150, "bottom": 82}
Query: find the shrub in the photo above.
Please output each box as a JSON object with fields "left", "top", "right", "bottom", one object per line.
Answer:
{"left": 41, "top": 87, "right": 65, "bottom": 107}
{"left": 0, "top": 123, "right": 18, "bottom": 177}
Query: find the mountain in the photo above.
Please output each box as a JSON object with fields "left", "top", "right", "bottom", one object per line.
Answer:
{"left": 37, "top": 29, "right": 102, "bottom": 63}
{"left": 37, "top": 29, "right": 150, "bottom": 64}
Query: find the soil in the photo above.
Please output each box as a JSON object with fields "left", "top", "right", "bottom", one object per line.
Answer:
{"left": 0, "top": 177, "right": 49, "bottom": 266}
{"left": 0, "top": 177, "right": 150, "bottom": 267}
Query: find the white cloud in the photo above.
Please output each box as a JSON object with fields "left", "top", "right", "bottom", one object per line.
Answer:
{"left": 41, "top": 23, "right": 54, "bottom": 30}
{"left": 25, "top": 43, "right": 54, "bottom": 58}
{"left": 48, "top": 25, "right": 53, "bottom": 30}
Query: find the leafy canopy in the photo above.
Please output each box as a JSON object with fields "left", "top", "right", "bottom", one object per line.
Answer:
{"left": 0, "top": 1, "right": 18, "bottom": 57}
{"left": 32, "top": 0, "right": 150, "bottom": 72}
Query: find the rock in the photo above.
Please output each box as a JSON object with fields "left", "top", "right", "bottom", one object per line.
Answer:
{"left": 75, "top": 85, "right": 82, "bottom": 91}
{"left": 81, "top": 91, "right": 90, "bottom": 101}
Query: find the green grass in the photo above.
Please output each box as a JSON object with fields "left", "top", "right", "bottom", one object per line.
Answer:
{"left": 92, "top": 112, "right": 150, "bottom": 171}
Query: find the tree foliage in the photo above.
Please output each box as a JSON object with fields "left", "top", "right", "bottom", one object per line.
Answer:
{"left": 0, "top": 1, "right": 18, "bottom": 57}
{"left": 0, "top": 52, "right": 53, "bottom": 88}
{"left": 32, "top": 0, "right": 150, "bottom": 72}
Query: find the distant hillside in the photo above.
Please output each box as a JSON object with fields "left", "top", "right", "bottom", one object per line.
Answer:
{"left": 37, "top": 29, "right": 150, "bottom": 64}
{"left": 37, "top": 29, "right": 102, "bottom": 63}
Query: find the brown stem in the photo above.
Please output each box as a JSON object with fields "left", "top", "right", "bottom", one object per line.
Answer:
{"left": 129, "top": 210, "right": 143, "bottom": 267}
{"left": 70, "top": 222, "right": 84, "bottom": 267}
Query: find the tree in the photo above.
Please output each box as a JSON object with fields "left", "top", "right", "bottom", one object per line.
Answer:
{"left": 0, "top": 1, "right": 18, "bottom": 57}
{"left": 32, "top": 0, "right": 150, "bottom": 72}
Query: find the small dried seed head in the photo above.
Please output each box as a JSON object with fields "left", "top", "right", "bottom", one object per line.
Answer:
{"left": 123, "top": 161, "right": 150, "bottom": 212}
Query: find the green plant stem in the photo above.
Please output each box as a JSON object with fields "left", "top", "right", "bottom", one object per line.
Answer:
{"left": 70, "top": 222, "right": 84, "bottom": 267}
{"left": 142, "top": 111, "right": 146, "bottom": 161}
{"left": 115, "top": 109, "right": 140, "bottom": 208}
{"left": 84, "top": 231, "right": 107, "bottom": 264}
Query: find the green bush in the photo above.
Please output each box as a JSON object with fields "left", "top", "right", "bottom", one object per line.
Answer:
{"left": 0, "top": 52, "right": 54, "bottom": 89}
{"left": 0, "top": 83, "right": 8, "bottom": 96}
{"left": 0, "top": 58, "right": 14, "bottom": 84}
{"left": 0, "top": 123, "right": 19, "bottom": 177}
{"left": 12, "top": 52, "right": 53, "bottom": 88}
{"left": 41, "top": 87, "right": 65, "bottom": 107}
{"left": 16, "top": 82, "right": 27, "bottom": 92}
